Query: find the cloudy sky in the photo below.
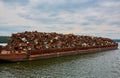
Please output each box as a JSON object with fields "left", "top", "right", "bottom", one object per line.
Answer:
{"left": 0, "top": 0, "right": 120, "bottom": 39}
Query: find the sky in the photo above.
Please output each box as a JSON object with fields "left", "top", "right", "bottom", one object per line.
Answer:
{"left": 0, "top": 0, "right": 120, "bottom": 39}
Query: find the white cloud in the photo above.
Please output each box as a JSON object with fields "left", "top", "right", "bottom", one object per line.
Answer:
{"left": 0, "top": 0, "right": 120, "bottom": 39}
{"left": 99, "top": 1, "right": 120, "bottom": 7}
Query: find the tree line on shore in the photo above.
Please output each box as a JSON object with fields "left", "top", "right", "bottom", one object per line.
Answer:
{"left": 0, "top": 36, "right": 10, "bottom": 43}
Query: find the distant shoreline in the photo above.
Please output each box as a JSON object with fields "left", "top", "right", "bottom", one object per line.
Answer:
{"left": 113, "top": 39, "right": 120, "bottom": 42}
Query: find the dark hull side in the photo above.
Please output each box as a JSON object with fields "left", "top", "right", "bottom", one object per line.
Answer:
{"left": 29, "top": 46, "right": 118, "bottom": 61}
{"left": 0, "top": 46, "right": 118, "bottom": 62}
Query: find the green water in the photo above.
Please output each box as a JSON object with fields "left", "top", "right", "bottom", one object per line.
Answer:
{"left": 0, "top": 43, "right": 120, "bottom": 78}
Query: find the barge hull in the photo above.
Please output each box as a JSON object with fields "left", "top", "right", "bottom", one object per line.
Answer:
{"left": 29, "top": 46, "right": 118, "bottom": 61}
{"left": 0, "top": 46, "right": 118, "bottom": 62}
{"left": 0, "top": 53, "right": 27, "bottom": 62}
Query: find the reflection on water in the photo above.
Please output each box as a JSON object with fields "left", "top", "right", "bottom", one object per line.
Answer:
{"left": 0, "top": 43, "right": 119, "bottom": 78}
{"left": 0, "top": 43, "right": 7, "bottom": 46}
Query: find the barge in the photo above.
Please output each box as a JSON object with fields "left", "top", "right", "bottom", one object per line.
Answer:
{"left": 0, "top": 31, "right": 118, "bottom": 62}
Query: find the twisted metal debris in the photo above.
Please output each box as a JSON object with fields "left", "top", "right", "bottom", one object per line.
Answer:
{"left": 5, "top": 31, "right": 117, "bottom": 53}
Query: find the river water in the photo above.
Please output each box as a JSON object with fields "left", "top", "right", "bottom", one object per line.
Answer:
{"left": 0, "top": 43, "right": 120, "bottom": 78}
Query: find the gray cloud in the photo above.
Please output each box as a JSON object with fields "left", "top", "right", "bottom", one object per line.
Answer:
{"left": 30, "top": 0, "right": 96, "bottom": 12}
{"left": 0, "top": 0, "right": 120, "bottom": 39}
{"left": 109, "top": 22, "right": 120, "bottom": 26}
{"left": 0, "top": 26, "right": 32, "bottom": 32}
{"left": 1, "top": 0, "right": 29, "bottom": 5}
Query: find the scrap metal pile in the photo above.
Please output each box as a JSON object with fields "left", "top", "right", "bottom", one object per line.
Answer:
{"left": 6, "top": 31, "right": 117, "bottom": 52}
